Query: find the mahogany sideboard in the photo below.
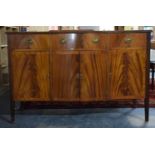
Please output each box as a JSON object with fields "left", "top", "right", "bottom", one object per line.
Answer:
{"left": 7, "top": 30, "right": 151, "bottom": 122}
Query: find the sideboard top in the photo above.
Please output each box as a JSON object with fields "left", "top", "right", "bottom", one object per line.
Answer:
{"left": 6, "top": 30, "right": 152, "bottom": 34}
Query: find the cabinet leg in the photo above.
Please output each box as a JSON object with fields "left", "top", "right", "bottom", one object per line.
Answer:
{"left": 10, "top": 100, "right": 15, "bottom": 123}
{"left": 144, "top": 98, "right": 149, "bottom": 122}
{"left": 152, "top": 67, "right": 154, "bottom": 90}
{"left": 132, "top": 99, "right": 137, "bottom": 108}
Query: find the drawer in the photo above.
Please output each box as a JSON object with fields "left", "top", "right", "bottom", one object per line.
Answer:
{"left": 108, "top": 33, "right": 147, "bottom": 49}
{"left": 82, "top": 33, "right": 108, "bottom": 50}
{"left": 51, "top": 34, "right": 81, "bottom": 50}
{"left": 8, "top": 34, "right": 49, "bottom": 49}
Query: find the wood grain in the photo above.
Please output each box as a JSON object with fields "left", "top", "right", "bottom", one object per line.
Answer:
{"left": 51, "top": 34, "right": 81, "bottom": 50}
{"left": 11, "top": 50, "right": 50, "bottom": 101}
{"left": 108, "top": 33, "right": 147, "bottom": 49}
{"left": 82, "top": 33, "right": 108, "bottom": 50}
{"left": 80, "top": 50, "right": 108, "bottom": 101}
{"left": 8, "top": 34, "right": 49, "bottom": 49}
{"left": 109, "top": 48, "right": 146, "bottom": 99}
{"left": 52, "top": 50, "right": 80, "bottom": 101}
{"left": 7, "top": 31, "right": 149, "bottom": 103}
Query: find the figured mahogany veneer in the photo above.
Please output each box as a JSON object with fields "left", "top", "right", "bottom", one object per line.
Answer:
{"left": 82, "top": 33, "right": 108, "bottom": 50}
{"left": 51, "top": 34, "right": 81, "bottom": 50}
{"left": 7, "top": 30, "right": 151, "bottom": 121}
{"left": 109, "top": 48, "right": 146, "bottom": 99}
{"left": 80, "top": 50, "right": 108, "bottom": 101}
{"left": 52, "top": 50, "right": 79, "bottom": 101}
{"left": 11, "top": 50, "right": 50, "bottom": 101}
{"left": 7, "top": 31, "right": 150, "bottom": 101}
{"left": 8, "top": 34, "right": 49, "bottom": 50}
{"left": 108, "top": 33, "right": 147, "bottom": 49}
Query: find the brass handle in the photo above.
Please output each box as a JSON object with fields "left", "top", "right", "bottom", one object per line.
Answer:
{"left": 24, "top": 38, "right": 33, "bottom": 45}
{"left": 60, "top": 38, "right": 67, "bottom": 44}
{"left": 92, "top": 37, "right": 99, "bottom": 43}
{"left": 124, "top": 38, "right": 132, "bottom": 44}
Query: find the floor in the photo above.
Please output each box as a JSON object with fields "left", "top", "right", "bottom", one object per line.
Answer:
{"left": 1, "top": 108, "right": 155, "bottom": 128}
{"left": 0, "top": 90, "right": 155, "bottom": 128}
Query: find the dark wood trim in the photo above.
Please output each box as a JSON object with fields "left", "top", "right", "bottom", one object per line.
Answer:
{"left": 79, "top": 51, "right": 81, "bottom": 102}
{"left": 19, "top": 100, "right": 145, "bottom": 109}
{"left": 6, "top": 30, "right": 152, "bottom": 35}
{"left": 7, "top": 35, "right": 15, "bottom": 122}
{"left": 10, "top": 101, "right": 15, "bottom": 122}
{"left": 145, "top": 32, "right": 151, "bottom": 121}
{"left": 48, "top": 36, "right": 51, "bottom": 101}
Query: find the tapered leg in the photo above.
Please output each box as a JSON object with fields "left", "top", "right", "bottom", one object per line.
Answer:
{"left": 152, "top": 67, "right": 154, "bottom": 90}
{"left": 10, "top": 100, "right": 15, "bottom": 123}
{"left": 132, "top": 99, "right": 137, "bottom": 108}
{"left": 144, "top": 98, "right": 149, "bottom": 122}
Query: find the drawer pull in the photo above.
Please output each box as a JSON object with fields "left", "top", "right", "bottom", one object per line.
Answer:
{"left": 124, "top": 38, "right": 132, "bottom": 44}
{"left": 92, "top": 38, "right": 99, "bottom": 43}
{"left": 60, "top": 38, "right": 67, "bottom": 44}
{"left": 24, "top": 38, "right": 33, "bottom": 46}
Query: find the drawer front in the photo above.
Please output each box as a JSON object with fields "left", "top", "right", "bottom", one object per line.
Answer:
{"left": 108, "top": 33, "right": 147, "bottom": 49}
{"left": 82, "top": 33, "right": 108, "bottom": 50}
{"left": 8, "top": 34, "right": 49, "bottom": 50}
{"left": 51, "top": 34, "right": 81, "bottom": 50}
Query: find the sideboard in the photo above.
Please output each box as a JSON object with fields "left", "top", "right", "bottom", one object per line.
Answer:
{"left": 7, "top": 30, "right": 151, "bottom": 122}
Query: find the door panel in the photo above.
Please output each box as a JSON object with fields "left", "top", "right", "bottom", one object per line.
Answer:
{"left": 80, "top": 51, "right": 108, "bottom": 101}
{"left": 11, "top": 51, "right": 50, "bottom": 101}
{"left": 52, "top": 51, "right": 79, "bottom": 101}
{"left": 109, "top": 48, "right": 146, "bottom": 99}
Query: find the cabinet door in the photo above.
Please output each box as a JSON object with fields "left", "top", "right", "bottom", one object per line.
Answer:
{"left": 109, "top": 48, "right": 146, "bottom": 100}
{"left": 52, "top": 51, "right": 80, "bottom": 101}
{"left": 80, "top": 50, "right": 108, "bottom": 101}
{"left": 11, "top": 50, "right": 50, "bottom": 101}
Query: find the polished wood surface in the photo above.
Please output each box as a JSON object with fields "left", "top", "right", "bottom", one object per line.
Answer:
{"left": 51, "top": 34, "right": 81, "bottom": 50}
{"left": 82, "top": 33, "right": 108, "bottom": 50}
{"left": 7, "top": 31, "right": 150, "bottom": 102}
{"left": 80, "top": 50, "right": 108, "bottom": 101}
{"left": 52, "top": 50, "right": 79, "bottom": 101}
{"left": 109, "top": 48, "right": 146, "bottom": 99}
{"left": 7, "top": 30, "right": 151, "bottom": 122}
{"left": 108, "top": 33, "right": 147, "bottom": 49}
{"left": 11, "top": 50, "right": 50, "bottom": 101}
{"left": 8, "top": 34, "right": 49, "bottom": 49}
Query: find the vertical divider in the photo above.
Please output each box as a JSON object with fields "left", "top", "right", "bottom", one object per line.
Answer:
{"left": 49, "top": 34, "right": 52, "bottom": 101}
{"left": 145, "top": 32, "right": 151, "bottom": 121}
{"left": 79, "top": 33, "right": 82, "bottom": 103}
